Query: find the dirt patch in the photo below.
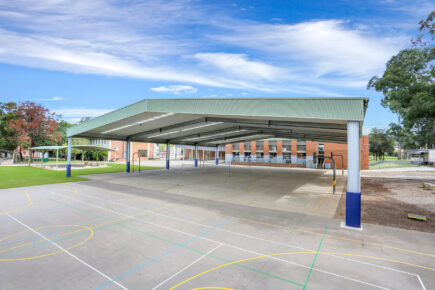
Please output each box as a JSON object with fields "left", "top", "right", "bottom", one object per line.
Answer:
{"left": 335, "top": 177, "right": 435, "bottom": 233}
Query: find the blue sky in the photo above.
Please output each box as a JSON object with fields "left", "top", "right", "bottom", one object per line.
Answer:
{"left": 0, "top": 0, "right": 433, "bottom": 133}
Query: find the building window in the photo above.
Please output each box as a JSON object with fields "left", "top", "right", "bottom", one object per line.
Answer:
{"left": 90, "top": 139, "right": 109, "bottom": 147}
{"left": 297, "top": 140, "right": 306, "bottom": 152}
{"left": 256, "top": 141, "right": 264, "bottom": 151}
{"left": 244, "top": 142, "right": 251, "bottom": 151}
{"left": 269, "top": 141, "right": 277, "bottom": 152}
{"left": 283, "top": 141, "right": 291, "bottom": 153}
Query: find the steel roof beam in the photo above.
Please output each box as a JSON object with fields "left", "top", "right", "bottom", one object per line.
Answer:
{"left": 168, "top": 126, "right": 244, "bottom": 142}
{"left": 235, "top": 126, "right": 346, "bottom": 138}
{"left": 205, "top": 117, "right": 347, "bottom": 130}
{"left": 127, "top": 117, "right": 209, "bottom": 139}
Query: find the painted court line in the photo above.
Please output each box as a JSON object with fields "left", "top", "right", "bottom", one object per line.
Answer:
{"left": 95, "top": 218, "right": 234, "bottom": 289}
{"left": 49, "top": 189, "right": 425, "bottom": 289}
{"left": 46, "top": 190, "right": 387, "bottom": 289}
{"left": 91, "top": 197, "right": 423, "bottom": 288}
{"left": 6, "top": 213, "right": 128, "bottom": 290}
{"left": 152, "top": 211, "right": 424, "bottom": 289}
{"left": 151, "top": 244, "right": 223, "bottom": 290}
{"left": 1, "top": 191, "right": 33, "bottom": 214}
{"left": 303, "top": 226, "right": 328, "bottom": 289}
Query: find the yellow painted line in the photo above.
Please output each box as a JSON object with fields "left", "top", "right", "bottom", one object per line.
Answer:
{"left": 1, "top": 191, "right": 33, "bottom": 214}
{"left": 191, "top": 288, "right": 235, "bottom": 290}
{"left": 77, "top": 185, "right": 166, "bottom": 204}
{"left": 0, "top": 225, "right": 93, "bottom": 261}
{"left": 170, "top": 251, "right": 435, "bottom": 289}
{"left": 183, "top": 206, "right": 435, "bottom": 259}
{"left": 53, "top": 188, "right": 78, "bottom": 203}
{"left": 0, "top": 203, "right": 174, "bottom": 257}
{"left": 313, "top": 184, "right": 333, "bottom": 212}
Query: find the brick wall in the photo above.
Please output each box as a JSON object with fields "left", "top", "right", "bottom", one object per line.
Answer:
{"left": 264, "top": 141, "right": 269, "bottom": 155}
{"left": 228, "top": 136, "right": 369, "bottom": 169}
{"left": 324, "top": 136, "right": 369, "bottom": 170}
{"left": 277, "top": 140, "right": 283, "bottom": 155}
{"left": 239, "top": 142, "right": 245, "bottom": 155}
{"left": 291, "top": 140, "right": 297, "bottom": 156}
{"left": 110, "top": 140, "right": 125, "bottom": 160}
{"left": 361, "top": 135, "right": 369, "bottom": 170}
{"left": 131, "top": 142, "right": 152, "bottom": 161}
{"left": 306, "top": 141, "right": 318, "bottom": 157}
{"left": 251, "top": 141, "right": 256, "bottom": 155}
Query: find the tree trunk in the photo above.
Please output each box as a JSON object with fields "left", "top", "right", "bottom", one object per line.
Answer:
{"left": 398, "top": 142, "right": 401, "bottom": 160}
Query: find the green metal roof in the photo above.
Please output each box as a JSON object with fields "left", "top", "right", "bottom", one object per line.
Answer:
{"left": 67, "top": 97, "right": 368, "bottom": 145}
{"left": 29, "top": 145, "right": 114, "bottom": 152}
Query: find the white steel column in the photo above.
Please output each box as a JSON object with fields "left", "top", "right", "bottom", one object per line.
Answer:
{"left": 66, "top": 137, "right": 72, "bottom": 177}
{"left": 346, "top": 121, "right": 361, "bottom": 228}
{"left": 215, "top": 145, "right": 219, "bottom": 165}
{"left": 126, "top": 139, "right": 131, "bottom": 173}
{"left": 166, "top": 143, "right": 170, "bottom": 169}
{"left": 194, "top": 145, "right": 198, "bottom": 167}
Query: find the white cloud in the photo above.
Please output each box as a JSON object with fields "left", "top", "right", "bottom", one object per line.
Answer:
{"left": 0, "top": 1, "right": 410, "bottom": 94}
{"left": 150, "top": 85, "right": 198, "bottom": 94}
{"left": 194, "top": 53, "right": 284, "bottom": 81}
{"left": 212, "top": 20, "right": 406, "bottom": 80}
{"left": 241, "top": 92, "right": 248, "bottom": 96}
{"left": 39, "top": 96, "right": 64, "bottom": 101}
{"left": 52, "top": 108, "right": 113, "bottom": 121}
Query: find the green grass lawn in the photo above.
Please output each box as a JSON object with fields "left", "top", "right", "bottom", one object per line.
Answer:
{"left": 369, "top": 159, "right": 417, "bottom": 169}
{"left": 0, "top": 164, "right": 162, "bottom": 189}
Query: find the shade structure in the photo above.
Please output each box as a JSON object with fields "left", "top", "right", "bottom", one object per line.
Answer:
{"left": 29, "top": 145, "right": 114, "bottom": 152}
{"left": 67, "top": 98, "right": 368, "bottom": 144}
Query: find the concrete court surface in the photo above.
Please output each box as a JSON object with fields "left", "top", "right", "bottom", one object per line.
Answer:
{"left": 0, "top": 168, "right": 434, "bottom": 289}
{"left": 89, "top": 165, "right": 346, "bottom": 218}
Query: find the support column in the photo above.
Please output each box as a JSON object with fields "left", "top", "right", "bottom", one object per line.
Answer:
{"left": 66, "top": 137, "right": 72, "bottom": 177}
{"left": 225, "top": 144, "right": 233, "bottom": 164}
{"left": 291, "top": 140, "right": 297, "bottom": 164}
{"left": 346, "top": 121, "right": 361, "bottom": 228}
{"left": 239, "top": 142, "right": 244, "bottom": 162}
{"left": 277, "top": 140, "right": 283, "bottom": 163}
{"left": 215, "top": 146, "right": 219, "bottom": 165}
{"left": 126, "top": 139, "right": 131, "bottom": 173}
{"left": 166, "top": 143, "right": 170, "bottom": 169}
{"left": 56, "top": 149, "right": 59, "bottom": 170}
{"left": 194, "top": 145, "right": 198, "bottom": 167}
{"left": 263, "top": 141, "right": 270, "bottom": 162}
{"left": 250, "top": 141, "right": 257, "bottom": 162}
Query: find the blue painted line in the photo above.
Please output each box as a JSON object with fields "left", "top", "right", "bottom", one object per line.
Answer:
{"left": 95, "top": 218, "right": 234, "bottom": 289}
{"left": 33, "top": 235, "right": 59, "bottom": 245}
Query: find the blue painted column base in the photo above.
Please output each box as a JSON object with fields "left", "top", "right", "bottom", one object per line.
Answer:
{"left": 346, "top": 192, "right": 361, "bottom": 228}
{"left": 216, "top": 158, "right": 219, "bottom": 165}
{"left": 166, "top": 160, "right": 170, "bottom": 169}
{"left": 66, "top": 164, "right": 71, "bottom": 177}
{"left": 194, "top": 159, "right": 198, "bottom": 167}
{"left": 126, "top": 161, "right": 130, "bottom": 173}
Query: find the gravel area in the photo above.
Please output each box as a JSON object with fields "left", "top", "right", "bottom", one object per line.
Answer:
{"left": 335, "top": 177, "right": 435, "bottom": 233}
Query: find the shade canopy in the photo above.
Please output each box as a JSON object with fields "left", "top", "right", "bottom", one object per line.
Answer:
{"left": 29, "top": 145, "right": 114, "bottom": 152}
{"left": 67, "top": 98, "right": 368, "bottom": 145}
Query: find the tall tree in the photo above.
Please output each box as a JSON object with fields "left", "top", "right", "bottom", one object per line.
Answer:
{"left": 368, "top": 11, "right": 435, "bottom": 149}
{"left": 9, "top": 101, "right": 61, "bottom": 158}
{"left": 56, "top": 120, "right": 73, "bottom": 145}
{"left": 0, "top": 102, "right": 19, "bottom": 151}
{"left": 369, "top": 128, "right": 395, "bottom": 160}
{"left": 388, "top": 121, "right": 405, "bottom": 159}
